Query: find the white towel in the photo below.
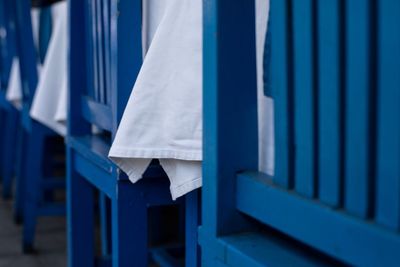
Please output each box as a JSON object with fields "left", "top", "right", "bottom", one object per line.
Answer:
{"left": 30, "top": 1, "right": 68, "bottom": 136}
{"left": 109, "top": 0, "right": 274, "bottom": 200}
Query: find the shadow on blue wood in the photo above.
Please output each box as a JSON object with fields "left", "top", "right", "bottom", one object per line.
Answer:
{"left": 13, "top": 0, "right": 66, "bottom": 253}
{"left": 201, "top": 0, "right": 400, "bottom": 266}
{"left": 67, "top": 0, "right": 200, "bottom": 266}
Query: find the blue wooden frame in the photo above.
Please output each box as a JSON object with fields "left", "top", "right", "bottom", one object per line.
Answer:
{"left": 201, "top": 0, "right": 400, "bottom": 266}
{"left": 13, "top": 0, "right": 65, "bottom": 252}
{"left": 67, "top": 0, "right": 200, "bottom": 266}
{"left": 0, "top": 0, "right": 20, "bottom": 200}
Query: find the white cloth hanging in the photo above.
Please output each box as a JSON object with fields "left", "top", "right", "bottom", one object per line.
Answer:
{"left": 109, "top": 0, "right": 274, "bottom": 200}
{"left": 109, "top": 0, "right": 203, "bottom": 200}
{"left": 256, "top": 0, "right": 274, "bottom": 176}
{"left": 6, "top": 58, "right": 22, "bottom": 109}
{"left": 30, "top": 1, "right": 68, "bottom": 136}
{"left": 6, "top": 8, "right": 41, "bottom": 109}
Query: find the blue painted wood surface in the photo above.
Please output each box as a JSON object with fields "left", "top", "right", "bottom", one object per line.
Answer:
{"left": 292, "top": 0, "right": 317, "bottom": 198}
{"left": 375, "top": 0, "right": 400, "bottom": 231}
{"left": 236, "top": 172, "right": 400, "bottom": 267}
{"left": 202, "top": 0, "right": 400, "bottom": 266}
{"left": 270, "top": 0, "right": 294, "bottom": 189}
{"left": 344, "top": 0, "right": 375, "bottom": 219}
{"left": 202, "top": 0, "right": 259, "bottom": 266}
{"left": 317, "top": 0, "right": 343, "bottom": 207}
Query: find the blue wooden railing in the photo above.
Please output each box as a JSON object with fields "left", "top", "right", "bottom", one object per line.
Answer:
{"left": 201, "top": 0, "right": 400, "bottom": 266}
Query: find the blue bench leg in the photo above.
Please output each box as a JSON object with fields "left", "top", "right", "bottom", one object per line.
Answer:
{"left": 22, "top": 123, "right": 45, "bottom": 253}
{"left": 2, "top": 110, "right": 18, "bottom": 199}
{"left": 186, "top": 189, "right": 201, "bottom": 267}
{"left": 14, "top": 128, "right": 27, "bottom": 224}
{"left": 67, "top": 148, "right": 95, "bottom": 267}
{"left": 100, "top": 192, "right": 112, "bottom": 257}
{"left": 112, "top": 181, "right": 147, "bottom": 267}
{"left": 0, "top": 110, "right": 5, "bottom": 178}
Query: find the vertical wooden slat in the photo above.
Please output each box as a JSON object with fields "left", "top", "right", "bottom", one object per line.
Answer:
{"left": 84, "top": 0, "right": 93, "bottom": 99}
{"left": 96, "top": 0, "right": 105, "bottom": 104}
{"left": 15, "top": 0, "right": 39, "bottom": 103}
{"left": 344, "top": 0, "right": 374, "bottom": 218}
{"left": 111, "top": 0, "right": 143, "bottom": 131}
{"left": 271, "top": 0, "right": 294, "bottom": 189}
{"left": 375, "top": 0, "right": 400, "bottom": 230}
{"left": 292, "top": 0, "right": 316, "bottom": 197}
{"left": 91, "top": 0, "right": 99, "bottom": 101}
{"left": 103, "top": 0, "right": 111, "bottom": 106}
{"left": 317, "top": 0, "right": 343, "bottom": 207}
{"left": 202, "top": 0, "right": 257, "bottom": 238}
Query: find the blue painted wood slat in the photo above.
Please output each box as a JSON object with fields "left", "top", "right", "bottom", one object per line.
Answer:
{"left": 203, "top": 0, "right": 258, "bottom": 237}
{"left": 14, "top": 0, "right": 39, "bottom": 103}
{"left": 344, "top": 0, "right": 374, "bottom": 218}
{"left": 96, "top": 0, "right": 105, "bottom": 104}
{"left": 375, "top": 0, "right": 400, "bottom": 231}
{"left": 91, "top": 0, "right": 99, "bottom": 101}
{"left": 67, "top": 149, "right": 95, "bottom": 267}
{"left": 317, "top": 0, "right": 343, "bottom": 207}
{"left": 103, "top": 0, "right": 111, "bottom": 106}
{"left": 271, "top": 0, "right": 294, "bottom": 189}
{"left": 292, "top": 0, "right": 317, "bottom": 198}
{"left": 84, "top": 0, "right": 93, "bottom": 99}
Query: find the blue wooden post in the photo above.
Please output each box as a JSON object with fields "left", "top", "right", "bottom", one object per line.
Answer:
{"left": 22, "top": 122, "right": 46, "bottom": 252}
{"left": 201, "top": 0, "right": 258, "bottom": 262}
{"left": 185, "top": 190, "right": 201, "bottom": 267}
{"left": 13, "top": 0, "right": 39, "bottom": 224}
{"left": 67, "top": 148, "right": 95, "bottom": 267}
{"left": 13, "top": 0, "right": 66, "bottom": 252}
{"left": 111, "top": 181, "right": 148, "bottom": 267}
{"left": 67, "top": 0, "right": 94, "bottom": 265}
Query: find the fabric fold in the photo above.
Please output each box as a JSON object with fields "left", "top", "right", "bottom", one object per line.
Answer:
{"left": 109, "top": 0, "right": 203, "bottom": 199}
{"left": 110, "top": 0, "right": 275, "bottom": 200}
{"left": 29, "top": 1, "right": 68, "bottom": 136}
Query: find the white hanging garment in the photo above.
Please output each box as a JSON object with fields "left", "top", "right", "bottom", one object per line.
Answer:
{"left": 6, "top": 58, "right": 22, "bottom": 110}
{"left": 109, "top": 0, "right": 203, "bottom": 200}
{"left": 31, "top": 8, "right": 40, "bottom": 51}
{"left": 6, "top": 8, "right": 41, "bottom": 109}
{"left": 30, "top": 1, "right": 68, "bottom": 136}
{"left": 256, "top": 0, "right": 274, "bottom": 176}
{"left": 142, "top": 0, "right": 169, "bottom": 56}
{"left": 109, "top": 0, "right": 275, "bottom": 200}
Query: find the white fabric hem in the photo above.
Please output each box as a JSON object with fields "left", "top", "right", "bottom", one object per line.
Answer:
{"left": 110, "top": 156, "right": 202, "bottom": 201}
{"left": 109, "top": 147, "right": 202, "bottom": 161}
{"left": 170, "top": 176, "right": 202, "bottom": 201}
